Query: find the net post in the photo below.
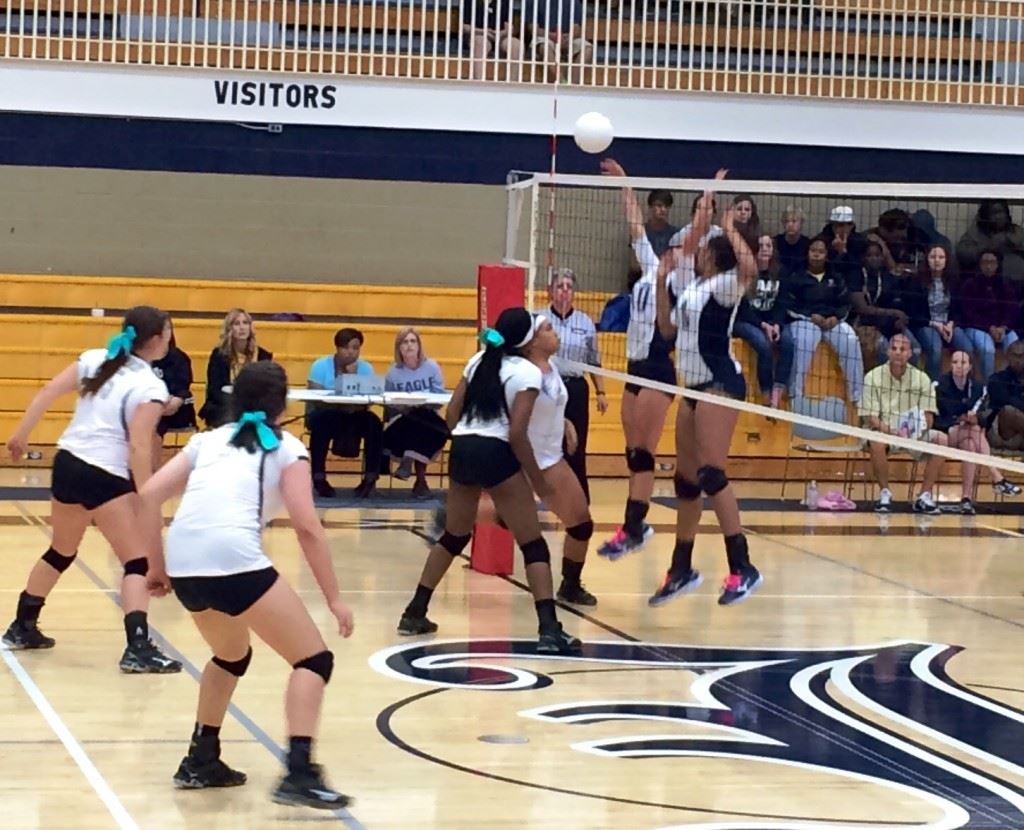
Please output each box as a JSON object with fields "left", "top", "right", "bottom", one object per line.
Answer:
{"left": 471, "top": 263, "right": 526, "bottom": 575}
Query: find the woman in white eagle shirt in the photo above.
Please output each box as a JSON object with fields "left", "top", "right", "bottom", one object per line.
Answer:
{"left": 461, "top": 314, "right": 598, "bottom": 606}
{"left": 139, "top": 361, "right": 354, "bottom": 810}
{"left": 397, "top": 307, "right": 581, "bottom": 656}
{"left": 2, "top": 305, "right": 180, "bottom": 674}
{"left": 652, "top": 201, "right": 764, "bottom": 608}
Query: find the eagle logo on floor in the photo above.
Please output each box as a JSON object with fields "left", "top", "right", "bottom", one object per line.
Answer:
{"left": 370, "top": 639, "right": 1024, "bottom": 828}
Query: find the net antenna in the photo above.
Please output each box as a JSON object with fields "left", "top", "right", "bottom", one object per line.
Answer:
{"left": 504, "top": 170, "right": 1024, "bottom": 477}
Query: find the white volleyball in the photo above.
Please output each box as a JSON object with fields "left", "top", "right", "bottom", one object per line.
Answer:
{"left": 573, "top": 112, "right": 614, "bottom": 154}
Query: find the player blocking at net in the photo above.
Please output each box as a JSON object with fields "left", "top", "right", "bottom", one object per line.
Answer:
{"left": 595, "top": 158, "right": 684, "bottom": 559}
{"left": 650, "top": 192, "right": 764, "bottom": 606}
{"left": 397, "top": 307, "right": 583, "bottom": 654}
{"left": 138, "top": 362, "right": 355, "bottom": 809}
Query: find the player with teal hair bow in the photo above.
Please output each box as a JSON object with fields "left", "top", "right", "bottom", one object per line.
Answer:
{"left": 231, "top": 410, "right": 281, "bottom": 450}
{"left": 106, "top": 325, "right": 137, "bottom": 359}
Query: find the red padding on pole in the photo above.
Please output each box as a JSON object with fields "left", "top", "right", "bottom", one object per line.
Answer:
{"left": 469, "top": 263, "right": 525, "bottom": 576}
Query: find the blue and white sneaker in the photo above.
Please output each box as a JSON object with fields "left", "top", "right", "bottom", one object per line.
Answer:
{"left": 597, "top": 523, "right": 654, "bottom": 561}
{"left": 718, "top": 566, "right": 763, "bottom": 606}
{"left": 648, "top": 569, "right": 703, "bottom": 607}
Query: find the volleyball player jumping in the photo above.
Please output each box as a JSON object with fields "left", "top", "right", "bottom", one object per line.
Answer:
{"left": 138, "top": 361, "right": 354, "bottom": 809}
{"left": 651, "top": 197, "right": 764, "bottom": 606}
{"left": 398, "top": 307, "right": 582, "bottom": 654}
{"left": 3, "top": 306, "right": 181, "bottom": 673}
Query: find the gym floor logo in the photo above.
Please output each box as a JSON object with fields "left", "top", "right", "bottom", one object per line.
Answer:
{"left": 370, "top": 639, "right": 1024, "bottom": 829}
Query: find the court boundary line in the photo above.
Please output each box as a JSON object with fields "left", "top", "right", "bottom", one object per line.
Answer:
{"left": 0, "top": 646, "right": 139, "bottom": 830}
{"left": 11, "top": 501, "right": 368, "bottom": 830}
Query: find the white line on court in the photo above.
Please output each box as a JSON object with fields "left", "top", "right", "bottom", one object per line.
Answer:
{"left": 0, "top": 647, "right": 139, "bottom": 830}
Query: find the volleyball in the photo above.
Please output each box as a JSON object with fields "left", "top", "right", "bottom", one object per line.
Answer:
{"left": 573, "top": 112, "right": 614, "bottom": 154}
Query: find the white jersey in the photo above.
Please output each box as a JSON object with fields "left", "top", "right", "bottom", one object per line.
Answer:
{"left": 671, "top": 269, "right": 744, "bottom": 388}
{"left": 165, "top": 427, "right": 309, "bottom": 577}
{"left": 528, "top": 364, "right": 568, "bottom": 470}
{"left": 57, "top": 349, "right": 169, "bottom": 479}
{"left": 451, "top": 352, "right": 543, "bottom": 442}
{"left": 626, "top": 235, "right": 668, "bottom": 362}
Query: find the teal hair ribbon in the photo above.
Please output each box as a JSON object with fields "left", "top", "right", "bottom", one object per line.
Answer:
{"left": 106, "top": 325, "right": 137, "bottom": 359}
{"left": 232, "top": 410, "right": 281, "bottom": 450}
{"left": 479, "top": 327, "right": 505, "bottom": 348}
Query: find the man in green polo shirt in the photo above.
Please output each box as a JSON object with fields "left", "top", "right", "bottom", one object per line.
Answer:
{"left": 861, "top": 333, "right": 949, "bottom": 514}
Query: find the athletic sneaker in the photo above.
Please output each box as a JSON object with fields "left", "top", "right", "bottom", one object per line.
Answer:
{"left": 913, "top": 492, "right": 940, "bottom": 515}
{"left": 648, "top": 569, "right": 703, "bottom": 607}
{"left": 597, "top": 523, "right": 654, "bottom": 561}
{"left": 272, "top": 764, "right": 351, "bottom": 810}
{"left": 119, "top": 640, "right": 182, "bottom": 673}
{"left": 173, "top": 756, "right": 247, "bottom": 789}
{"left": 874, "top": 487, "right": 893, "bottom": 513}
{"left": 556, "top": 581, "right": 597, "bottom": 606}
{"left": 2, "top": 621, "right": 55, "bottom": 650}
{"left": 994, "top": 478, "right": 1022, "bottom": 496}
{"left": 397, "top": 613, "right": 438, "bottom": 636}
{"left": 537, "top": 622, "right": 583, "bottom": 655}
{"left": 718, "top": 566, "right": 763, "bottom": 606}
{"left": 955, "top": 497, "right": 976, "bottom": 515}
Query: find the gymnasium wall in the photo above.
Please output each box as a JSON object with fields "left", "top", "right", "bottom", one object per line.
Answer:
{"left": 0, "top": 165, "right": 505, "bottom": 286}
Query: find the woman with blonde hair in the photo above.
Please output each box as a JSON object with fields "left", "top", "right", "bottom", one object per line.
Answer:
{"left": 199, "top": 309, "right": 273, "bottom": 428}
{"left": 383, "top": 327, "right": 448, "bottom": 498}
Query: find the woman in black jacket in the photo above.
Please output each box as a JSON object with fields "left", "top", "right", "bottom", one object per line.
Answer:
{"left": 198, "top": 309, "right": 273, "bottom": 427}
{"left": 151, "top": 322, "right": 197, "bottom": 467}
{"left": 781, "top": 237, "right": 864, "bottom": 405}
{"left": 936, "top": 349, "right": 1020, "bottom": 513}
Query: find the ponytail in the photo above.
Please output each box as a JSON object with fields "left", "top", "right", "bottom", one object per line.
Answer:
{"left": 81, "top": 306, "right": 169, "bottom": 397}
{"left": 461, "top": 308, "right": 536, "bottom": 424}
{"left": 228, "top": 362, "right": 288, "bottom": 453}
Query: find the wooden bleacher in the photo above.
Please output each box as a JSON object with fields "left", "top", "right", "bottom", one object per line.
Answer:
{"left": 0, "top": 274, "right": 872, "bottom": 482}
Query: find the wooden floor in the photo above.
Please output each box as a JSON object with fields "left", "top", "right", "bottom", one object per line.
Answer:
{"left": 1, "top": 471, "right": 1022, "bottom": 829}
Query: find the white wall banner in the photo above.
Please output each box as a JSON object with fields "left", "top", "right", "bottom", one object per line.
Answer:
{"left": 2, "top": 59, "right": 1022, "bottom": 156}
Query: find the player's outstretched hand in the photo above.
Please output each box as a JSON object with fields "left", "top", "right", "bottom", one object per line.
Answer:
{"left": 329, "top": 597, "right": 355, "bottom": 638}
{"left": 147, "top": 570, "right": 172, "bottom": 598}
{"left": 715, "top": 168, "right": 729, "bottom": 180}
{"left": 600, "top": 158, "right": 626, "bottom": 177}
{"left": 6, "top": 434, "right": 27, "bottom": 462}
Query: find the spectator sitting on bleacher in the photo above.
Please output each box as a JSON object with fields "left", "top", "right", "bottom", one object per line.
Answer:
{"left": 867, "top": 208, "right": 927, "bottom": 276}
{"left": 198, "top": 308, "right": 272, "bottom": 428}
{"left": 307, "top": 327, "right": 385, "bottom": 500}
{"left": 462, "top": 0, "right": 522, "bottom": 81}
{"left": 849, "top": 240, "right": 920, "bottom": 370}
{"left": 732, "top": 194, "right": 762, "bottom": 245}
{"left": 862, "top": 333, "right": 948, "bottom": 515}
{"left": 958, "top": 250, "right": 1019, "bottom": 382}
{"left": 984, "top": 339, "right": 1024, "bottom": 453}
{"left": 642, "top": 189, "right": 680, "bottom": 257}
{"left": 957, "top": 200, "right": 1024, "bottom": 286}
{"left": 150, "top": 320, "right": 196, "bottom": 470}
{"left": 909, "top": 243, "right": 972, "bottom": 381}
{"left": 781, "top": 237, "right": 864, "bottom": 406}
{"left": 936, "top": 350, "right": 1021, "bottom": 514}
{"left": 733, "top": 234, "right": 791, "bottom": 408}
{"left": 383, "top": 328, "right": 449, "bottom": 499}
{"left": 522, "top": 0, "right": 592, "bottom": 83}
{"left": 819, "top": 205, "right": 868, "bottom": 283}
{"left": 774, "top": 205, "right": 810, "bottom": 276}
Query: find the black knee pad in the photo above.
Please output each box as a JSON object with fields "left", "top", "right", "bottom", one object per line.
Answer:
{"left": 438, "top": 531, "right": 472, "bottom": 557}
{"left": 294, "top": 650, "right": 334, "bottom": 684}
{"left": 520, "top": 538, "right": 551, "bottom": 566}
{"left": 41, "top": 547, "right": 77, "bottom": 573}
{"left": 212, "top": 647, "right": 253, "bottom": 678}
{"left": 697, "top": 465, "right": 729, "bottom": 496}
{"left": 565, "top": 520, "right": 594, "bottom": 542}
{"left": 123, "top": 557, "right": 149, "bottom": 577}
{"left": 674, "top": 476, "right": 702, "bottom": 501}
{"left": 625, "top": 447, "right": 656, "bottom": 473}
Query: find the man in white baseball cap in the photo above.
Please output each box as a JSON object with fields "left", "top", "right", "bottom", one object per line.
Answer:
{"left": 822, "top": 204, "right": 866, "bottom": 280}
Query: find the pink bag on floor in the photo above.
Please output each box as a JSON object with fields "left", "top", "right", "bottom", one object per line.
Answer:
{"left": 815, "top": 490, "right": 857, "bottom": 510}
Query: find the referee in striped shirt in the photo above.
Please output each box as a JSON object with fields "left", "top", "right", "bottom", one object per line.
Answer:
{"left": 547, "top": 268, "right": 607, "bottom": 502}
